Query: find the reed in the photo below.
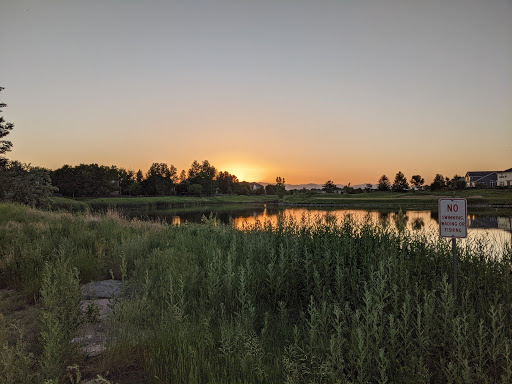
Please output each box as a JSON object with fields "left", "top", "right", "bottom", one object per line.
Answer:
{"left": 1, "top": 202, "right": 512, "bottom": 382}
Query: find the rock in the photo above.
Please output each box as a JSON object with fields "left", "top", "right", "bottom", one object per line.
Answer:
{"left": 74, "top": 280, "right": 123, "bottom": 358}
{"left": 80, "top": 280, "right": 122, "bottom": 299}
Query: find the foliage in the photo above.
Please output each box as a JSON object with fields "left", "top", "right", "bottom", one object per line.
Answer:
{"left": 188, "top": 183, "right": 203, "bottom": 196}
{"left": 430, "top": 173, "right": 447, "bottom": 191}
{"left": 0, "top": 320, "right": 37, "bottom": 383}
{"left": 276, "top": 176, "right": 286, "bottom": 198}
{"left": 378, "top": 174, "right": 391, "bottom": 191}
{"left": 449, "top": 174, "right": 466, "bottom": 190}
{"left": 0, "top": 87, "right": 14, "bottom": 167}
{"left": 52, "top": 164, "right": 118, "bottom": 197}
{"left": 265, "top": 184, "right": 277, "bottom": 195}
{"left": 1, "top": 203, "right": 512, "bottom": 382}
{"left": 0, "top": 161, "right": 57, "bottom": 208}
{"left": 40, "top": 254, "right": 81, "bottom": 382}
{"left": 392, "top": 171, "right": 409, "bottom": 192}
{"left": 188, "top": 160, "right": 217, "bottom": 196}
{"left": 117, "top": 168, "right": 135, "bottom": 196}
{"left": 322, "top": 180, "right": 338, "bottom": 193}
{"left": 142, "top": 162, "right": 178, "bottom": 196}
{"left": 217, "top": 171, "right": 239, "bottom": 194}
{"left": 410, "top": 174, "right": 425, "bottom": 190}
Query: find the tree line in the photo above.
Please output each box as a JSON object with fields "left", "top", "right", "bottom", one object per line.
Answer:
{"left": 50, "top": 160, "right": 285, "bottom": 198}
{"left": 0, "top": 86, "right": 477, "bottom": 208}
{"left": 377, "top": 171, "right": 466, "bottom": 192}
{"left": 321, "top": 172, "right": 467, "bottom": 194}
{"left": 0, "top": 88, "right": 289, "bottom": 205}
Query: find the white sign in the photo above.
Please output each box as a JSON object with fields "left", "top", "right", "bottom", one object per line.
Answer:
{"left": 438, "top": 198, "right": 467, "bottom": 238}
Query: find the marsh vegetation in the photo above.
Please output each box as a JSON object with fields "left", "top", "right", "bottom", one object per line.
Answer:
{"left": 1, "top": 203, "right": 512, "bottom": 383}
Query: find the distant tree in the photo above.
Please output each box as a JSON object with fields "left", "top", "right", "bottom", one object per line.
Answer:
{"left": 449, "top": 174, "right": 466, "bottom": 190}
{"left": 392, "top": 171, "right": 409, "bottom": 192}
{"left": 135, "top": 169, "right": 144, "bottom": 184}
{"left": 0, "top": 87, "right": 14, "bottom": 167}
{"left": 237, "top": 182, "right": 251, "bottom": 195}
{"left": 322, "top": 180, "right": 337, "bottom": 193}
{"left": 430, "top": 174, "right": 447, "bottom": 191}
{"left": 217, "top": 171, "right": 239, "bottom": 194}
{"left": 378, "top": 175, "right": 391, "bottom": 191}
{"left": 143, "top": 162, "right": 177, "bottom": 195}
{"left": 179, "top": 169, "right": 187, "bottom": 183}
{"left": 188, "top": 183, "right": 203, "bottom": 196}
{"left": 410, "top": 175, "right": 425, "bottom": 191}
{"left": 276, "top": 176, "right": 286, "bottom": 198}
{"left": 343, "top": 183, "right": 354, "bottom": 194}
{"left": 52, "top": 164, "right": 118, "bottom": 197}
{"left": 364, "top": 184, "right": 373, "bottom": 193}
{"left": 188, "top": 160, "right": 202, "bottom": 180}
{"left": 187, "top": 160, "right": 217, "bottom": 196}
{"left": 117, "top": 168, "right": 135, "bottom": 195}
{"left": 265, "top": 184, "right": 277, "bottom": 195}
{"left": 51, "top": 165, "right": 78, "bottom": 197}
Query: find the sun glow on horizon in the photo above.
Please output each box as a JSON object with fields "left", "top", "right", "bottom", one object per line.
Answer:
{"left": 222, "top": 163, "right": 266, "bottom": 183}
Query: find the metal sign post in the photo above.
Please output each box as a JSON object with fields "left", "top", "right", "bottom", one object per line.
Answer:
{"left": 438, "top": 199, "right": 467, "bottom": 296}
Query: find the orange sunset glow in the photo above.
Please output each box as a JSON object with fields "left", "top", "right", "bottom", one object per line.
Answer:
{"left": 1, "top": 1, "right": 510, "bottom": 185}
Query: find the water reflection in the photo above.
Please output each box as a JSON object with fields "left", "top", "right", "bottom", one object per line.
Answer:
{"left": 121, "top": 205, "right": 511, "bottom": 253}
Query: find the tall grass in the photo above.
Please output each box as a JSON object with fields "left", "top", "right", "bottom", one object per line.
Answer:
{"left": 1, "top": 202, "right": 512, "bottom": 382}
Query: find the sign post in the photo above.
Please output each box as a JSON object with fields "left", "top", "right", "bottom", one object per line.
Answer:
{"left": 438, "top": 198, "right": 467, "bottom": 296}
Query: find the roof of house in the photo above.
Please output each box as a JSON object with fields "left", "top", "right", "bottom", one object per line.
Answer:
{"left": 500, "top": 168, "right": 512, "bottom": 173}
{"left": 465, "top": 171, "right": 496, "bottom": 177}
{"left": 465, "top": 171, "right": 497, "bottom": 183}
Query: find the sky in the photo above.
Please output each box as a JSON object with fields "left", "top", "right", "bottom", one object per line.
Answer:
{"left": 1, "top": 0, "right": 511, "bottom": 185}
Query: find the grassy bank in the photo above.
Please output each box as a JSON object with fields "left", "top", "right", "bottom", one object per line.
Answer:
{"left": 283, "top": 189, "right": 512, "bottom": 209}
{"left": 1, "top": 203, "right": 512, "bottom": 382}
{"left": 49, "top": 189, "right": 512, "bottom": 213}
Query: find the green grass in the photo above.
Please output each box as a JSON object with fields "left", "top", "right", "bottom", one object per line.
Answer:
{"left": 80, "top": 195, "right": 278, "bottom": 210}
{"left": 284, "top": 189, "right": 512, "bottom": 208}
{"left": 1, "top": 202, "right": 512, "bottom": 383}
{"left": 50, "top": 189, "right": 512, "bottom": 215}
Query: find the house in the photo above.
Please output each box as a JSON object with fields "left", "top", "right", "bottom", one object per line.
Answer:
{"left": 248, "top": 182, "right": 264, "bottom": 191}
{"left": 497, "top": 168, "right": 512, "bottom": 187}
{"left": 465, "top": 171, "right": 497, "bottom": 187}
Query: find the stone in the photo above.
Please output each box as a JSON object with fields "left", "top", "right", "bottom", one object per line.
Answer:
{"left": 80, "top": 280, "right": 122, "bottom": 299}
{"left": 74, "top": 280, "right": 123, "bottom": 358}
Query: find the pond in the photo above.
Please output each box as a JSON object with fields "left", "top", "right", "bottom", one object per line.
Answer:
{"left": 118, "top": 204, "right": 512, "bottom": 255}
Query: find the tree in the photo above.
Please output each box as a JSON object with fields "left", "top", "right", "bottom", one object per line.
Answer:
{"left": 135, "top": 169, "right": 144, "bottom": 183}
{"left": 117, "top": 167, "right": 135, "bottom": 195}
{"left": 51, "top": 164, "right": 118, "bottom": 197}
{"left": 187, "top": 160, "right": 217, "bottom": 196}
{"left": 378, "top": 175, "right": 391, "bottom": 191}
{"left": 322, "top": 180, "right": 337, "bottom": 193}
{"left": 143, "top": 162, "right": 177, "bottom": 195}
{"left": 343, "top": 182, "right": 354, "bottom": 194}
{"left": 449, "top": 174, "right": 466, "bottom": 190}
{"left": 2, "top": 161, "right": 57, "bottom": 207}
{"left": 179, "top": 170, "right": 187, "bottom": 183}
{"left": 275, "top": 176, "right": 286, "bottom": 198}
{"left": 188, "top": 183, "right": 203, "bottom": 196}
{"left": 430, "top": 174, "right": 447, "bottom": 191}
{"left": 0, "top": 87, "right": 14, "bottom": 167}
{"left": 188, "top": 160, "right": 202, "bottom": 180}
{"left": 265, "top": 184, "right": 276, "bottom": 195}
{"left": 392, "top": 171, "right": 409, "bottom": 192}
{"left": 410, "top": 175, "right": 425, "bottom": 191}
{"left": 217, "top": 171, "right": 239, "bottom": 194}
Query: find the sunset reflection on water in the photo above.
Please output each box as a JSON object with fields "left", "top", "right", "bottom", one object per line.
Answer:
{"left": 230, "top": 207, "right": 511, "bottom": 255}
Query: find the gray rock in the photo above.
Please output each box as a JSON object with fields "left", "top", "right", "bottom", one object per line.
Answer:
{"left": 80, "top": 280, "right": 122, "bottom": 299}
